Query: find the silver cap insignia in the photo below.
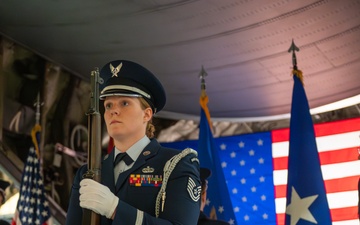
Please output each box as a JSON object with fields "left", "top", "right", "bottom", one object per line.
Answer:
{"left": 110, "top": 63, "right": 122, "bottom": 77}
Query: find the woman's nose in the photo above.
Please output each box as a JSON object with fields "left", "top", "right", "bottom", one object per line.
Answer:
{"left": 110, "top": 108, "right": 119, "bottom": 115}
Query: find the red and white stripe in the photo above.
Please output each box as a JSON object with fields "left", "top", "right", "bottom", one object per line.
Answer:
{"left": 272, "top": 117, "right": 360, "bottom": 225}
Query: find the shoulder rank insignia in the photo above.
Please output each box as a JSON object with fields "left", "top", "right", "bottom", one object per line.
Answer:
{"left": 129, "top": 174, "right": 162, "bottom": 187}
{"left": 187, "top": 177, "right": 201, "bottom": 202}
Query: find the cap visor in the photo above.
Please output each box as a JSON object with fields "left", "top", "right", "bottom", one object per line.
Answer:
{"left": 100, "top": 93, "right": 142, "bottom": 100}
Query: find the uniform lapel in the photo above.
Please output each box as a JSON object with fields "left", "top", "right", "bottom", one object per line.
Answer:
{"left": 115, "top": 139, "right": 161, "bottom": 193}
{"left": 101, "top": 150, "right": 116, "bottom": 193}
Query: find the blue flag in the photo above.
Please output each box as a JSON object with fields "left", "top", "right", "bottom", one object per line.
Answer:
{"left": 198, "top": 95, "right": 237, "bottom": 224}
{"left": 285, "top": 73, "right": 332, "bottom": 224}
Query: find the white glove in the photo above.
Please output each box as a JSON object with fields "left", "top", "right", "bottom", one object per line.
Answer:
{"left": 79, "top": 178, "right": 119, "bottom": 219}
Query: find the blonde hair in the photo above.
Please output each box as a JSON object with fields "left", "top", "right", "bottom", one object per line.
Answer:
{"left": 139, "top": 98, "right": 155, "bottom": 138}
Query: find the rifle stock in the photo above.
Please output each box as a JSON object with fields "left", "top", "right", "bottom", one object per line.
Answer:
{"left": 82, "top": 68, "right": 103, "bottom": 225}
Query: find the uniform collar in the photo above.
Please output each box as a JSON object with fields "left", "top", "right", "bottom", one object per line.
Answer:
{"left": 114, "top": 135, "right": 150, "bottom": 162}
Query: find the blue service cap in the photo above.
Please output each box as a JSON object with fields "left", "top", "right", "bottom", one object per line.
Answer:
{"left": 200, "top": 167, "right": 211, "bottom": 184}
{"left": 99, "top": 60, "right": 166, "bottom": 113}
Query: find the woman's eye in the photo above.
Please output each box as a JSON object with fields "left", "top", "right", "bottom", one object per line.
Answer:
{"left": 105, "top": 103, "right": 112, "bottom": 110}
{"left": 122, "top": 101, "right": 129, "bottom": 106}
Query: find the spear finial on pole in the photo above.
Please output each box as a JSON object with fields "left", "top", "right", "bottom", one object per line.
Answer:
{"left": 288, "top": 39, "right": 300, "bottom": 70}
{"left": 288, "top": 39, "right": 303, "bottom": 85}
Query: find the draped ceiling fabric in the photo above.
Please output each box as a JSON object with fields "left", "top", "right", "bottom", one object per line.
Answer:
{"left": 1, "top": 0, "right": 360, "bottom": 122}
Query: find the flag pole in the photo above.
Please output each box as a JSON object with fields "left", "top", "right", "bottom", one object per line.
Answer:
{"left": 12, "top": 91, "right": 51, "bottom": 225}
{"left": 32, "top": 92, "right": 42, "bottom": 158}
{"left": 197, "top": 66, "right": 236, "bottom": 224}
{"left": 198, "top": 66, "right": 212, "bottom": 129}
{"left": 284, "top": 40, "right": 332, "bottom": 225}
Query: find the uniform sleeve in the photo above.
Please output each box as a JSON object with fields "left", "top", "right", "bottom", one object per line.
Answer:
{"left": 65, "top": 165, "right": 87, "bottom": 225}
{"left": 112, "top": 150, "right": 201, "bottom": 225}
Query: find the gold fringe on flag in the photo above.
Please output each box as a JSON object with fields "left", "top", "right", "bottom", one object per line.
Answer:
{"left": 31, "top": 124, "right": 41, "bottom": 157}
{"left": 199, "top": 90, "right": 213, "bottom": 132}
{"left": 292, "top": 69, "right": 304, "bottom": 86}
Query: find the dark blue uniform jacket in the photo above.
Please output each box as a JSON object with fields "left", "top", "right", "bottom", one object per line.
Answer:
{"left": 66, "top": 139, "right": 201, "bottom": 225}
{"left": 197, "top": 211, "right": 230, "bottom": 225}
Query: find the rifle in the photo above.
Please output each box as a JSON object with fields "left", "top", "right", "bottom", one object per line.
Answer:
{"left": 82, "top": 68, "right": 103, "bottom": 225}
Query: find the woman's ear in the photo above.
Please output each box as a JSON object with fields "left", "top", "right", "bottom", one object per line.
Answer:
{"left": 143, "top": 107, "right": 153, "bottom": 121}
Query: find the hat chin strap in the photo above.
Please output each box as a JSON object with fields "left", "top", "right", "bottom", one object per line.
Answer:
{"left": 101, "top": 85, "right": 151, "bottom": 99}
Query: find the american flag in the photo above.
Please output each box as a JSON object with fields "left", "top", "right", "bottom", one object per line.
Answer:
{"left": 12, "top": 124, "right": 51, "bottom": 225}
{"left": 161, "top": 116, "right": 360, "bottom": 224}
